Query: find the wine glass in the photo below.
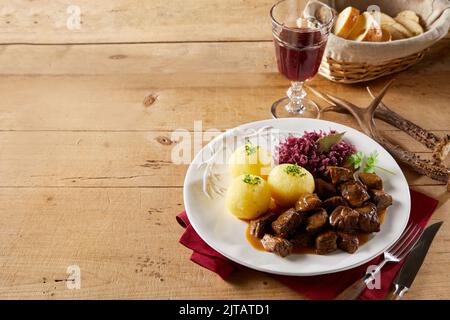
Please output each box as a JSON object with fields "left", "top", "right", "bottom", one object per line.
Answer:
{"left": 270, "top": 0, "right": 334, "bottom": 118}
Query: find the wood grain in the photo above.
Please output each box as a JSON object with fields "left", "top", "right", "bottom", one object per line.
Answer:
{"left": 0, "top": 0, "right": 449, "bottom": 300}
{"left": 0, "top": 185, "right": 448, "bottom": 299}
{"left": 0, "top": 0, "right": 273, "bottom": 44}
{"left": 0, "top": 40, "right": 448, "bottom": 132}
{"left": 0, "top": 1, "right": 447, "bottom": 44}
{"left": 0, "top": 131, "right": 447, "bottom": 187}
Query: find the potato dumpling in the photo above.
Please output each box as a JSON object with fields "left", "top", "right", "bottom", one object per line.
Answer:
{"left": 226, "top": 174, "right": 271, "bottom": 220}
{"left": 228, "top": 143, "right": 272, "bottom": 179}
{"left": 268, "top": 164, "right": 315, "bottom": 207}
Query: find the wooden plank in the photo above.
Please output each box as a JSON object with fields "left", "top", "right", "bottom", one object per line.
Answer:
{"left": 0, "top": 42, "right": 276, "bottom": 75}
{"left": 0, "top": 187, "right": 297, "bottom": 299}
{"left": 1, "top": 75, "right": 449, "bottom": 132}
{"left": 0, "top": 0, "right": 273, "bottom": 44}
{"left": 0, "top": 40, "right": 448, "bottom": 131}
{"left": 0, "top": 1, "right": 448, "bottom": 44}
{"left": 0, "top": 131, "right": 183, "bottom": 187}
{"left": 0, "top": 185, "right": 447, "bottom": 299}
{"left": 0, "top": 75, "right": 449, "bottom": 132}
{"left": 401, "top": 186, "right": 450, "bottom": 299}
{"left": 0, "top": 39, "right": 448, "bottom": 76}
{"left": 0, "top": 131, "right": 447, "bottom": 187}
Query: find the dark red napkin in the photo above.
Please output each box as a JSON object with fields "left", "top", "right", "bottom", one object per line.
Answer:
{"left": 176, "top": 189, "right": 438, "bottom": 300}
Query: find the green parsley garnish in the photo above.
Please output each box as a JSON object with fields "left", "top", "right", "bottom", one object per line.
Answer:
{"left": 364, "top": 150, "right": 378, "bottom": 173}
{"left": 347, "top": 150, "right": 395, "bottom": 175}
{"left": 284, "top": 164, "right": 306, "bottom": 177}
{"left": 347, "top": 151, "right": 365, "bottom": 170}
{"left": 242, "top": 174, "right": 262, "bottom": 185}
{"left": 244, "top": 143, "right": 259, "bottom": 156}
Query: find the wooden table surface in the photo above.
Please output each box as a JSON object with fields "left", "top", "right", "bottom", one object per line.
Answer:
{"left": 0, "top": 0, "right": 449, "bottom": 299}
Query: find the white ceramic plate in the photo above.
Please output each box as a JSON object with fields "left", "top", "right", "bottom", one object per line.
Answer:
{"left": 183, "top": 118, "right": 410, "bottom": 276}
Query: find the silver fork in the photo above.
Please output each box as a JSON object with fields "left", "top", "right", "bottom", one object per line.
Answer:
{"left": 335, "top": 223, "right": 423, "bottom": 300}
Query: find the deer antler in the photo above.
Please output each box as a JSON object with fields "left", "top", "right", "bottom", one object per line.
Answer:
{"left": 309, "top": 82, "right": 450, "bottom": 190}
{"left": 365, "top": 88, "right": 443, "bottom": 150}
{"left": 366, "top": 87, "right": 450, "bottom": 166}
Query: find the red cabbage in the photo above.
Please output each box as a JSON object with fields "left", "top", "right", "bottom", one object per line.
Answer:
{"left": 276, "top": 130, "right": 356, "bottom": 175}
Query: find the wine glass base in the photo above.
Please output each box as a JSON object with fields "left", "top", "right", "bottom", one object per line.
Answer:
{"left": 271, "top": 96, "right": 320, "bottom": 119}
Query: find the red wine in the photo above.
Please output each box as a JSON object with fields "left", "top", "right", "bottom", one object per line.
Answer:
{"left": 274, "top": 28, "right": 326, "bottom": 82}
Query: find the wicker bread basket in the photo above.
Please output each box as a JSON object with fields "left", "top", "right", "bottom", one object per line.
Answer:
{"left": 318, "top": 0, "right": 450, "bottom": 83}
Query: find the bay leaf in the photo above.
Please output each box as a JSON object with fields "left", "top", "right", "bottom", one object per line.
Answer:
{"left": 317, "top": 132, "right": 346, "bottom": 153}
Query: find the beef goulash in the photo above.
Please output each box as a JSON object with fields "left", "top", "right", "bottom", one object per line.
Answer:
{"left": 247, "top": 166, "right": 393, "bottom": 257}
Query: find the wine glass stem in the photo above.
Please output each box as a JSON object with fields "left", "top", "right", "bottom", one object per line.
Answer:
{"left": 286, "top": 81, "right": 307, "bottom": 114}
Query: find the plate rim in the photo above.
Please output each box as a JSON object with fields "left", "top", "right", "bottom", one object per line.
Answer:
{"left": 183, "top": 118, "right": 411, "bottom": 276}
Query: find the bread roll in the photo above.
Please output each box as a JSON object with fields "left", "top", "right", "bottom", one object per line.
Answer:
{"left": 346, "top": 14, "right": 366, "bottom": 40}
{"left": 351, "top": 12, "right": 383, "bottom": 42}
{"left": 380, "top": 27, "right": 392, "bottom": 41}
{"left": 391, "top": 21, "right": 413, "bottom": 38}
{"left": 379, "top": 12, "right": 397, "bottom": 26}
{"left": 377, "top": 12, "right": 412, "bottom": 39}
{"left": 395, "top": 16, "right": 424, "bottom": 37}
{"left": 381, "top": 24, "right": 405, "bottom": 40}
{"left": 333, "top": 6, "right": 360, "bottom": 39}
{"left": 396, "top": 10, "right": 420, "bottom": 24}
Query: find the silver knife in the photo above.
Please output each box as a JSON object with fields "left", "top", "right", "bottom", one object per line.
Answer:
{"left": 387, "top": 221, "right": 443, "bottom": 300}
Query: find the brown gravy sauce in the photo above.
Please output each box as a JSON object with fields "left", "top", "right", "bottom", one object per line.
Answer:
{"left": 246, "top": 208, "right": 387, "bottom": 255}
